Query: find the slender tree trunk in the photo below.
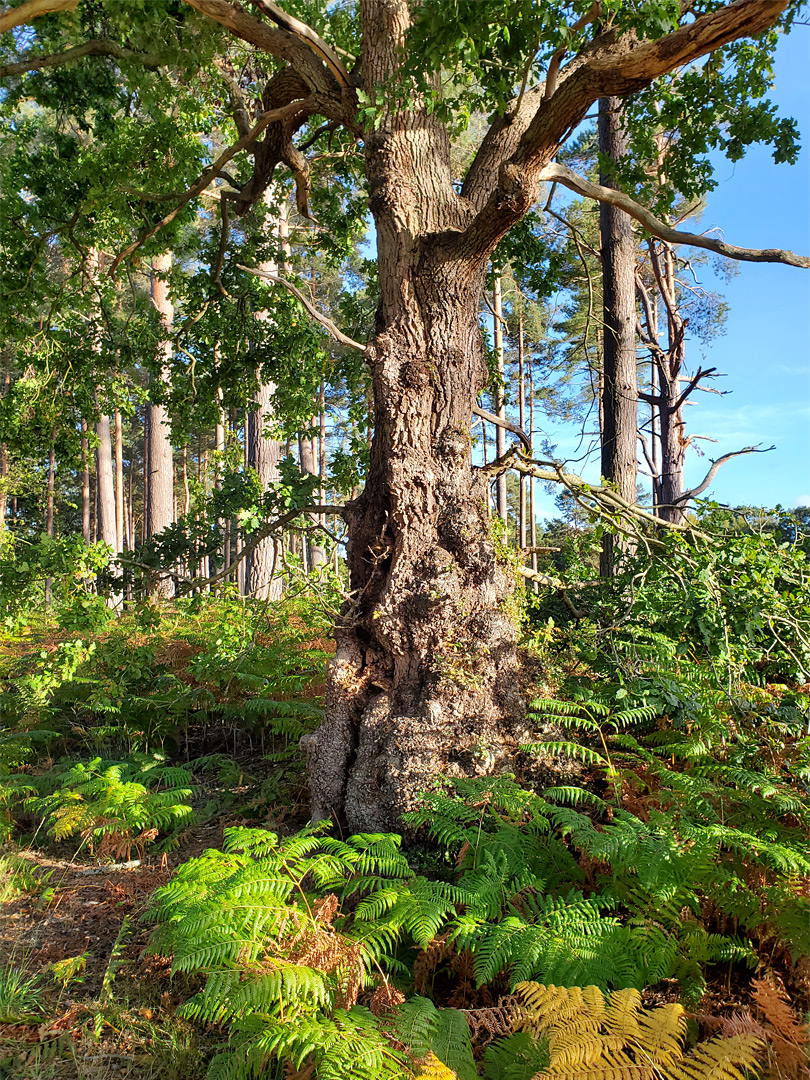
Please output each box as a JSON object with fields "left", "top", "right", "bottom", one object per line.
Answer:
{"left": 492, "top": 272, "right": 508, "bottom": 520}
{"left": 46, "top": 435, "right": 56, "bottom": 538}
{"left": 300, "top": 433, "right": 327, "bottom": 569}
{"left": 598, "top": 96, "right": 638, "bottom": 577}
{"left": 80, "top": 419, "right": 91, "bottom": 543}
{"left": 528, "top": 352, "right": 538, "bottom": 591}
{"left": 245, "top": 196, "right": 286, "bottom": 600}
{"left": 45, "top": 434, "right": 56, "bottom": 605}
{"left": 146, "top": 253, "right": 176, "bottom": 597}
{"left": 246, "top": 383, "right": 283, "bottom": 597}
{"left": 657, "top": 245, "right": 689, "bottom": 523}
{"left": 114, "top": 408, "right": 124, "bottom": 550}
{"left": 518, "top": 309, "right": 526, "bottom": 553}
{"left": 319, "top": 379, "right": 327, "bottom": 534}
{"left": 95, "top": 404, "right": 117, "bottom": 551}
{"left": 305, "top": 0, "right": 527, "bottom": 832}
{"left": 0, "top": 370, "right": 9, "bottom": 536}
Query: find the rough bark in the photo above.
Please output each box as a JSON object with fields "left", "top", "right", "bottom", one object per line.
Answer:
{"left": 598, "top": 97, "right": 638, "bottom": 577}
{"left": 146, "top": 253, "right": 176, "bottom": 596}
{"left": 303, "top": 0, "right": 528, "bottom": 833}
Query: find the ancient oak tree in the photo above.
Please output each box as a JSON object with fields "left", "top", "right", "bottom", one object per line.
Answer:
{"left": 15, "top": 0, "right": 796, "bottom": 830}
{"left": 172, "top": 0, "right": 804, "bottom": 832}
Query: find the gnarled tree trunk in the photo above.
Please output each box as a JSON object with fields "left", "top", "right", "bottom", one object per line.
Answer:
{"left": 304, "top": 0, "right": 527, "bottom": 833}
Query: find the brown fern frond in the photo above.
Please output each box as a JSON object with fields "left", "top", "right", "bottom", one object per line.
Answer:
{"left": 463, "top": 996, "right": 522, "bottom": 1046}
{"left": 719, "top": 1010, "right": 768, "bottom": 1041}
{"left": 752, "top": 977, "right": 809, "bottom": 1045}
{"left": 413, "top": 934, "right": 453, "bottom": 994}
{"left": 752, "top": 975, "right": 810, "bottom": 1079}
{"left": 368, "top": 982, "right": 405, "bottom": 1017}
{"left": 312, "top": 893, "right": 339, "bottom": 926}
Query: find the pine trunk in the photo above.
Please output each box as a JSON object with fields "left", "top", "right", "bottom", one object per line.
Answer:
{"left": 95, "top": 408, "right": 117, "bottom": 551}
{"left": 146, "top": 253, "right": 175, "bottom": 597}
{"left": 598, "top": 96, "right": 638, "bottom": 577}
{"left": 245, "top": 197, "right": 286, "bottom": 600}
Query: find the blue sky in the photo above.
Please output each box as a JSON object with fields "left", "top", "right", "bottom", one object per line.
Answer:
{"left": 531, "top": 27, "right": 810, "bottom": 520}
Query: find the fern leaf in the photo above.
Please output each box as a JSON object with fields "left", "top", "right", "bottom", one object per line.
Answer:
{"left": 415, "top": 1053, "right": 458, "bottom": 1079}
{"left": 663, "top": 1033, "right": 762, "bottom": 1080}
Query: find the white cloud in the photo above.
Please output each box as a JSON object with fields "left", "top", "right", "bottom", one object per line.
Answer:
{"left": 795, "top": 495, "right": 810, "bottom": 507}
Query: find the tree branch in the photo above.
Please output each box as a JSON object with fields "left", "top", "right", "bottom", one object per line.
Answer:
{"left": 678, "top": 445, "right": 775, "bottom": 504}
{"left": 0, "top": 0, "right": 76, "bottom": 34}
{"left": 462, "top": 0, "right": 788, "bottom": 254}
{"left": 183, "top": 0, "right": 349, "bottom": 99}
{"left": 0, "top": 38, "right": 162, "bottom": 79}
{"left": 672, "top": 366, "right": 717, "bottom": 413}
{"left": 250, "top": 0, "right": 352, "bottom": 88}
{"left": 540, "top": 162, "right": 810, "bottom": 268}
{"left": 472, "top": 405, "right": 532, "bottom": 451}
{"left": 236, "top": 264, "right": 368, "bottom": 352}
{"left": 109, "top": 96, "right": 313, "bottom": 275}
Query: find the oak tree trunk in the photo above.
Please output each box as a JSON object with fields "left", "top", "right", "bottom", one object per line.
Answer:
{"left": 305, "top": 0, "right": 527, "bottom": 833}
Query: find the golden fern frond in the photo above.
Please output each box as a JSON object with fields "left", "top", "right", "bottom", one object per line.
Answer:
{"left": 547, "top": 1030, "right": 619, "bottom": 1070}
{"left": 604, "top": 988, "right": 643, "bottom": 1041}
{"left": 634, "top": 1003, "right": 686, "bottom": 1065}
{"left": 663, "top": 1033, "right": 762, "bottom": 1080}
{"left": 414, "top": 1052, "right": 457, "bottom": 1079}
{"left": 518, "top": 983, "right": 601, "bottom": 1031}
{"left": 537, "top": 1063, "right": 653, "bottom": 1079}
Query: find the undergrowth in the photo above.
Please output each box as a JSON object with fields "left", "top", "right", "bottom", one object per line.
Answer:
{"left": 1, "top": 519, "right": 808, "bottom": 1078}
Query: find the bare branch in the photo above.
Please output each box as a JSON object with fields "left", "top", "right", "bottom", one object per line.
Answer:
{"left": 472, "top": 405, "right": 532, "bottom": 452}
{"left": 0, "top": 0, "right": 76, "bottom": 35}
{"left": 0, "top": 38, "right": 162, "bottom": 79}
{"left": 237, "top": 263, "right": 368, "bottom": 352}
{"left": 483, "top": 447, "right": 711, "bottom": 541}
{"left": 672, "top": 366, "right": 717, "bottom": 413}
{"left": 540, "top": 162, "right": 810, "bottom": 269}
{"left": 637, "top": 430, "right": 660, "bottom": 480}
{"left": 250, "top": 0, "right": 352, "bottom": 88}
{"left": 109, "top": 97, "right": 313, "bottom": 275}
{"left": 678, "top": 445, "right": 775, "bottom": 504}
